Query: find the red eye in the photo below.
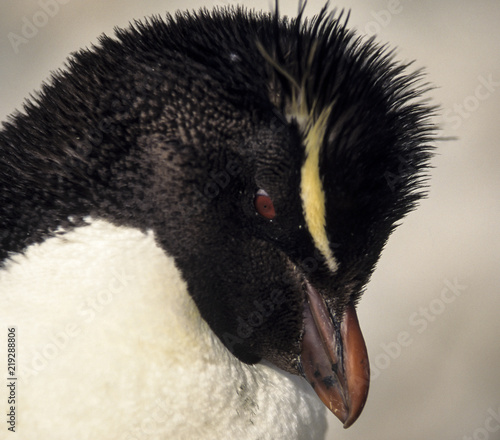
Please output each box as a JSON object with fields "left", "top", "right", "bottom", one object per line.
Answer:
{"left": 254, "top": 189, "right": 276, "bottom": 220}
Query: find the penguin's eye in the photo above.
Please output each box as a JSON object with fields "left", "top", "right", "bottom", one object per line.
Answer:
{"left": 254, "top": 189, "right": 276, "bottom": 220}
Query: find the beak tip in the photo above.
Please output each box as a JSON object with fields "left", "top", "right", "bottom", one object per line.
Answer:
{"left": 329, "top": 396, "right": 366, "bottom": 429}
{"left": 331, "top": 405, "right": 349, "bottom": 427}
{"left": 341, "top": 407, "right": 362, "bottom": 429}
{"left": 341, "top": 378, "right": 370, "bottom": 429}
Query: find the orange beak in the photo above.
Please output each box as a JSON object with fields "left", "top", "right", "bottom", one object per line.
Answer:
{"left": 300, "top": 282, "right": 370, "bottom": 428}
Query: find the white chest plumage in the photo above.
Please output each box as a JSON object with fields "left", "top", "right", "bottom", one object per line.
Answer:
{"left": 0, "top": 220, "right": 326, "bottom": 439}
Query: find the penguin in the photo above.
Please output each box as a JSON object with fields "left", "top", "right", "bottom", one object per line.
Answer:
{"left": 0, "top": 4, "right": 434, "bottom": 439}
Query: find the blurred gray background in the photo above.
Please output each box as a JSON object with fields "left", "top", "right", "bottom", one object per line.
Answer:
{"left": 1, "top": 1, "right": 499, "bottom": 439}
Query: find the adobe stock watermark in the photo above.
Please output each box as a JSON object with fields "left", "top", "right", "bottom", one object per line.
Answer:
{"left": 7, "top": 0, "right": 73, "bottom": 54}
{"left": 363, "top": 0, "right": 405, "bottom": 35}
{"left": 371, "top": 277, "right": 467, "bottom": 379}
{"left": 221, "top": 253, "right": 321, "bottom": 354}
{"left": 444, "top": 73, "right": 500, "bottom": 131}
{"left": 18, "top": 267, "right": 134, "bottom": 384}
{"left": 194, "top": 160, "right": 242, "bottom": 202}
{"left": 221, "top": 288, "right": 288, "bottom": 353}
{"left": 463, "top": 407, "right": 500, "bottom": 440}
{"left": 384, "top": 150, "right": 421, "bottom": 194}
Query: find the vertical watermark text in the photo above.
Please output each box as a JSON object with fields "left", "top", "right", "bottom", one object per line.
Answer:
{"left": 6, "top": 327, "right": 17, "bottom": 433}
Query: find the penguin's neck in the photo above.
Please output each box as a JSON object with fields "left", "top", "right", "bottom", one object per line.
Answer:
{"left": 1, "top": 219, "right": 326, "bottom": 439}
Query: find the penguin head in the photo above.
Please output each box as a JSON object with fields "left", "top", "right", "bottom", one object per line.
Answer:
{"left": 122, "top": 8, "right": 434, "bottom": 426}
{"left": 0, "top": 5, "right": 434, "bottom": 428}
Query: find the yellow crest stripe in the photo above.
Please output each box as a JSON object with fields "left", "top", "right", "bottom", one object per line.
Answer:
{"left": 300, "top": 106, "right": 338, "bottom": 273}
{"left": 257, "top": 41, "right": 337, "bottom": 272}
